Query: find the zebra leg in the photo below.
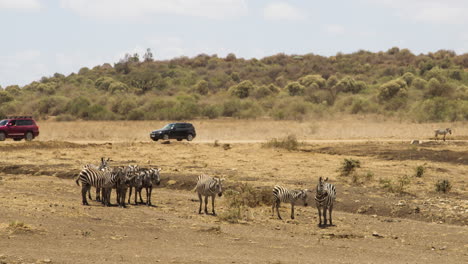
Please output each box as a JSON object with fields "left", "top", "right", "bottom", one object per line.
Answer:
{"left": 139, "top": 188, "right": 144, "bottom": 204}
{"left": 146, "top": 187, "right": 151, "bottom": 206}
{"left": 443, "top": 134, "right": 446, "bottom": 141}
{"left": 134, "top": 187, "right": 139, "bottom": 205}
{"left": 317, "top": 206, "right": 322, "bottom": 226}
{"left": 128, "top": 187, "right": 132, "bottom": 204}
{"left": 323, "top": 206, "right": 328, "bottom": 226}
{"left": 116, "top": 188, "right": 120, "bottom": 204}
{"left": 211, "top": 195, "right": 216, "bottom": 216}
{"left": 329, "top": 204, "right": 334, "bottom": 226}
{"left": 88, "top": 188, "right": 92, "bottom": 200}
{"left": 198, "top": 193, "right": 203, "bottom": 214}
{"left": 204, "top": 195, "right": 209, "bottom": 214}
{"left": 81, "top": 185, "right": 90, "bottom": 206}
{"left": 276, "top": 202, "right": 282, "bottom": 220}
{"left": 271, "top": 200, "right": 276, "bottom": 217}
{"left": 291, "top": 204, "right": 295, "bottom": 219}
{"left": 96, "top": 188, "right": 101, "bottom": 202}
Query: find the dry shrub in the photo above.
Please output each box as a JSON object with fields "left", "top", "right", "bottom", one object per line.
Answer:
{"left": 262, "top": 135, "right": 299, "bottom": 151}
{"left": 219, "top": 183, "right": 271, "bottom": 223}
{"left": 415, "top": 165, "right": 425, "bottom": 178}
{"left": 339, "top": 158, "right": 361, "bottom": 176}
{"left": 435, "top": 179, "right": 452, "bottom": 193}
{"left": 379, "top": 175, "right": 411, "bottom": 193}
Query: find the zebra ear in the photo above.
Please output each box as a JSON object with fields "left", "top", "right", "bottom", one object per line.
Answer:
{"left": 319, "top": 176, "right": 323, "bottom": 182}
{"left": 157, "top": 168, "right": 162, "bottom": 172}
{"left": 324, "top": 177, "right": 329, "bottom": 181}
{"left": 220, "top": 178, "right": 225, "bottom": 182}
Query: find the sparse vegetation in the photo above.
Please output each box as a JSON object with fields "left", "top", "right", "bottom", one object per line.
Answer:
{"left": 262, "top": 135, "right": 300, "bottom": 151}
{"left": 435, "top": 179, "right": 452, "bottom": 193}
{"left": 1, "top": 49, "right": 467, "bottom": 122}
{"left": 415, "top": 165, "right": 425, "bottom": 178}
{"left": 379, "top": 175, "right": 411, "bottom": 193}
{"left": 339, "top": 158, "right": 361, "bottom": 176}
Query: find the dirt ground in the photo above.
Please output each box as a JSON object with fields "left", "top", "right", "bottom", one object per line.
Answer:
{"left": 0, "top": 120, "right": 467, "bottom": 263}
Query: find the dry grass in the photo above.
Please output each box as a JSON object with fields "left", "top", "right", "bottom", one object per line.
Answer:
{"left": 33, "top": 116, "right": 468, "bottom": 142}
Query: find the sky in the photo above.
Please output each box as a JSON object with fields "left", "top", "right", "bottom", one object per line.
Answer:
{"left": 1, "top": 0, "right": 467, "bottom": 87}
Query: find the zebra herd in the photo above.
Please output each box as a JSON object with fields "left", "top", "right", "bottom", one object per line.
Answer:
{"left": 272, "top": 177, "right": 336, "bottom": 226}
{"left": 75, "top": 158, "right": 161, "bottom": 208}
{"left": 75, "top": 158, "right": 336, "bottom": 226}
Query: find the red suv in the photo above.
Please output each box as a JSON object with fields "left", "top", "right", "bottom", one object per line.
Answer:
{"left": 0, "top": 116, "right": 40, "bottom": 141}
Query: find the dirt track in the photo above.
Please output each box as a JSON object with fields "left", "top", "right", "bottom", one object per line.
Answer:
{"left": 0, "top": 139, "right": 467, "bottom": 263}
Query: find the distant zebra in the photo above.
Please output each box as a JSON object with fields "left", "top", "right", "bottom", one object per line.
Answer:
{"left": 195, "top": 175, "right": 224, "bottom": 215}
{"left": 272, "top": 185, "right": 311, "bottom": 220}
{"left": 434, "top": 128, "right": 452, "bottom": 141}
{"left": 134, "top": 168, "right": 161, "bottom": 206}
{"left": 81, "top": 157, "right": 111, "bottom": 202}
{"left": 76, "top": 167, "right": 124, "bottom": 206}
{"left": 315, "top": 177, "right": 336, "bottom": 226}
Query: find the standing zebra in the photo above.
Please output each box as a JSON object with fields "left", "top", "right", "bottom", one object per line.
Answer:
{"left": 81, "top": 157, "right": 111, "bottom": 201}
{"left": 195, "top": 175, "right": 224, "bottom": 215}
{"left": 76, "top": 167, "right": 123, "bottom": 206}
{"left": 272, "top": 185, "right": 311, "bottom": 220}
{"left": 315, "top": 177, "right": 336, "bottom": 226}
{"left": 134, "top": 168, "right": 161, "bottom": 206}
{"left": 434, "top": 128, "right": 452, "bottom": 141}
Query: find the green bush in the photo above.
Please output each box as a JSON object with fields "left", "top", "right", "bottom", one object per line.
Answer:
{"left": 285, "top": 81, "right": 305, "bottom": 96}
{"left": 378, "top": 79, "right": 408, "bottom": 101}
{"left": 193, "top": 80, "right": 209, "bottom": 95}
{"left": 229, "top": 80, "right": 255, "bottom": 98}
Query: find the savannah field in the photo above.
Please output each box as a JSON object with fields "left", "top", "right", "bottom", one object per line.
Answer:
{"left": 0, "top": 117, "right": 467, "bottom": 264}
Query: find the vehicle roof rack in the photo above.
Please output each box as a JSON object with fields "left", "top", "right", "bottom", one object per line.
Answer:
{"left": 6, "top": 116, "right": 33, "bottom": 119}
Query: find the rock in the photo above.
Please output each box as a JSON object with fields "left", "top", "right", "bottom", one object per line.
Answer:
{"left": 372, "top": 231, "right": 384, "bottom": 238}
{"left": 167, "top": 180, "right": 177, "bottom": 186}
{"left": 410, "top": 140, "right": 420, "bottom": 145}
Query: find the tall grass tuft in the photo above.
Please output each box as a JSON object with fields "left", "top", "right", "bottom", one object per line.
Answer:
{"left": 435, "top": 179, "right": 452, "bottom": 193}
{"left": 339, "top": 158, "right": 361, "bottom": 176}
{"left": 262, "top": 135, "right": 299, "bottom": 151}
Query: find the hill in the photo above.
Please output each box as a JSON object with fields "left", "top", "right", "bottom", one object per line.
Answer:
{"left": 1, "top": 47, "right": 467, "bottom": 122}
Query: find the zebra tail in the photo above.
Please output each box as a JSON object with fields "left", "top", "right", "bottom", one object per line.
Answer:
{"left": 75, "top": 175, "right": 80, "bottom": 186}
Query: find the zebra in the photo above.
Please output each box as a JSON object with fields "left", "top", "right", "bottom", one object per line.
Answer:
{"left": 76, "top": 167, "right": 124, "bottom": 206}
{"left": 434, "top": 128, "right": 452, "bottom": 141}
{"left": 107, "top": 166, "right": 137, "bottom": 208}
{"left": 134, "top": 168, "right": 162, "bottom": 206}
{"left": 271, "top": 185, "right": 312, "bottom": 220}
{"left": 195, "top": 175, "right": 224, "bottom": 215}
{"left": 315, "top": 177, "right": 336, "bottom": 226}
{"left": 81, "top": 157, "right": 111, "bottom": 202}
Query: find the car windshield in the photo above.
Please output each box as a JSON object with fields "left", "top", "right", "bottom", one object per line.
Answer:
{"left": 0, "top": 120, "right": 7, "bottom": 126}
{"left": 162, "top": 124, "right": 174, "bottom": 130}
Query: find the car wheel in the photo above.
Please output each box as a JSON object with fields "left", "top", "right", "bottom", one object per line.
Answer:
{"left": 163, "top": 134, "right": 169, "bottom": 141}
{"left": 0, "top": 132, "right": 5, "bottom": 141}
{"left": 152, "top": 138, "right": 159, "bottom": 141}
{"left": 177, "top": 138, "right": 182, "bottom": 141}
{"left": 25, "top": 132, "right": 33, "bottom": 141}
{"left": 14, "top": 138, "right": 22, "bottom": 141}
{"left": 187, "top": 134, "right": 193, "bottom": 141}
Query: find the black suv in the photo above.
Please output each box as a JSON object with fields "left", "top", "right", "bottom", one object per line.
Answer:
{"left": 150, "top": 123, "right": 196, "bottom": 141}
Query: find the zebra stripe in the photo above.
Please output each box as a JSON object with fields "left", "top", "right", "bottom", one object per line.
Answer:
{"left": 434, "top": 128, "right": 452, "bottom": 141}
{"left": 134, "top": 168, "right": 161, "bottom": 206}
{"left": 76, "top": 167, "right": 120, "bottom": 206}
{"left": 272, "top": 185, "right": 310, "bottom": 220}
{"left": 81, "top": 157, "right": 110, "bottom": 201}
{"left": 195, "top": 175, "right": 224, "bottom": 215}
{"left": 315, "top": 177, "right": 336, "bottom": 226}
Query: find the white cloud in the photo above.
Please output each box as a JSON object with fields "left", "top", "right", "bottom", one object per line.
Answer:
{"left": 263, "top": 2, "right": 306, "bottom": 21}
{"left": 60, "top": 0, "right": 248, "bottom": 20}
{"left": 368, "top": 0, "right": 468, "bottom": 24}
{"left": 0, "top": 0, "right": 41, "bottom": 10}
{"left": 325, "top": 24, "right": 345, "bottom": 35}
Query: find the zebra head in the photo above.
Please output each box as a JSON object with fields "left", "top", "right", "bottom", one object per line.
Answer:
{"left": 99, "top": 157, "right": 111, "bottom": 170}
{"left": 300, "top": 189, "right": 313, "bottom": 207}
{"left": 150, "top": 168, "right": 162, "bottom": 186}
{"left": 316, "top": 177, "right": 329, "bottom": 198}
{"left": 447, "top": 128, "right": 452, "bottom": 134}
{"left": 213, "top": 177, "right": 224, "bottom": 197}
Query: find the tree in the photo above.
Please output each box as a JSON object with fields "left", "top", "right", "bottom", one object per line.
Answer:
{"left": 378, "top": 79, "right": 408, "bottom": 101}
{"left": 285, "top": 81, "right": 305, "bottom": 96}
{"left": 193, "top": 80, "right": 209, "bottom": 95}
{"left": 229, "top": 80, "right": 255, "bottom": 98}
{"left": 143, "top": 48, "right": 154, "bottom": 62}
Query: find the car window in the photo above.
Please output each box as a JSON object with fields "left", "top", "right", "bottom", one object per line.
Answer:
{"left": 9, "top": 120, "right": 16, "bottom": 126}
{"left": 17, "top": 120, "right": 33, "bottom": 126}
{"left": 0, "top": 120, "right": 7, "bottom": 126}
{"left": 162, "top": 124, "right": 173, "bottom": 130}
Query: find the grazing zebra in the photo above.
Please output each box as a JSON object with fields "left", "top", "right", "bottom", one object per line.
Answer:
{"left": 76, "top": 167, "right": 123, "bottom": 206}
{"left": 134, "top": 168, "right": 161, "bottom": 206}
{"left": 272, "top": 185, "right": 311, "bottom": 220}
{"left": 195, "top": 175, "right": 224, "bottom": 215}
{"left": 315, "top": 177, "right": 336, "bottom": 226}
{"left": 434, "top": 128, "right": 452, "bottom": 141}
{"left": 81, "top": 157, "right": 111, "bottom": 201}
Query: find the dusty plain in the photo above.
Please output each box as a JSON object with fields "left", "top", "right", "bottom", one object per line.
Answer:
{"left": 0, "top": 118, "right": 467, "bottom": 263}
